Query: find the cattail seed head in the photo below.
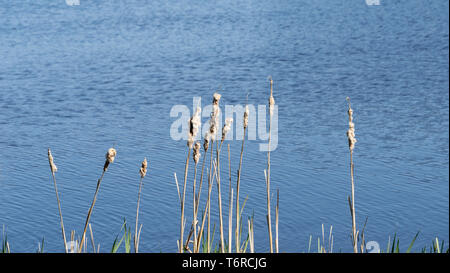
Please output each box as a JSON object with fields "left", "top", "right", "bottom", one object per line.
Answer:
{"left": 203, "top": 132, "right": 211, "bottom": 151}
{"left": 193, "top": 142, "right": 201, "bottom": 165}
{"left": 221, "top": 117, "right": 233, "bottom": 142}
{"left": 269, "top": 95, "right": 275, "bottom": 116}
{"left": 104, "top": 147, "right": 117, "bottom": 171}
{"left": 188, "top": 107, "right": 201, "bottom": 148}
{"left": 139, "top": 158, "right": 148, "bottom": 178}
{"left": 212, "top": 93, "right": 221, "bottom": 105}
{"left": 48, "top": 148, "right": 57, "bottom": 174}
{"left": 346, "top": 98, "right": 357, "bottom": 151}
{"left": 209, "top": 93, "right": 221, "bottom": 143}
{"left": 243, "top": 105, "right": 249, "bottom": 129}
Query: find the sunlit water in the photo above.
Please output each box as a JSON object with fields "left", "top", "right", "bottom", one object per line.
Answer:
{"left": 0, "top": 0, "right": 448, "bottom": 252}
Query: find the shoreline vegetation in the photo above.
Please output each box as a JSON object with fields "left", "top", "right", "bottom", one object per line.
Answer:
{"left": 1, "top": 78, "right": 448, "bottom": 254}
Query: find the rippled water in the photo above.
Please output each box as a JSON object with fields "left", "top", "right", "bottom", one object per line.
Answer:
{"left": 0, "top": 0, "right": 448, "bottom": 252}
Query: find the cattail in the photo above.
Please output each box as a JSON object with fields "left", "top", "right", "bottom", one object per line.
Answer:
{"left": 48, "top": 148, "right": 57, "bottom": 174}
{"left": 269, "top": 78, "right": 275, "bottom": 116}
{"left": 193, "top": 142, "right": 201, "bottom": 165}
{"left": 243, "top": 105, "right": 249, "bottom": 129}
{"left": 346, "top": 98, "right": 357, "bottom": 151}
{"left": 103, "top": 148, "right": 117, "bottom": 171}
{"left": 203, "top": 132, "right": 211, "bottom": 152}
{"left": 188, "top": 107, "right": 201, "bottom": 148}
{"left": 269, "top": 96, "right": 275, "bottom": 116}
{"left": 221, "top": 118, "right": 233, "bottom": 142}
{"left": 139, "top": 158, "right": 148, "bottom": 178}
{"left": 213, "top": 93, "right": 221, "bottom": 106}
{"left": 209, "top": 93, "right": 221, "bottom": 142}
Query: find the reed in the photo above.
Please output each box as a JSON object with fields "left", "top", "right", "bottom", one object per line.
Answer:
{"left": 179, "top": 106, "right": 200, "bottom": 253}
{"left": 346, "top": 97, "right": 358, "bottom": 253}
{"left": 78, "top": 147, "right": 116, "bottom": 253}
{"left": 134, "top": 157, "right": 148, "bottom": 253}
{"left": 266, "top": 77, "right": 275, "bottom": 253}
{"left": 47, "top": 148, "right": 67, "bottom": 253}
{"left": 227, "top": 144, "right": 233, "bottom": 253}
{"left": 192, "top": 142, "right": 201, "bottom": 252}
{"left": 235, "top": 104, "right": 249, "bottom": 252}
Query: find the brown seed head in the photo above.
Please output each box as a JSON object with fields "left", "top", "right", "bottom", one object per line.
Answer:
{"left": 221, "top": 118, "right": 233, "bottom": 142}
{"left": 48, "top": 148, "right": 57, "bottom": 174}
{"left": 104, "top": 147, "right": 117, "bottom": 171}
{"left": 244, "top": 105, "right": 249, "bottom": 128}
{"left": 193, "top": 142, "right": 201, "bottom": 165}
{"left": 140, "top": 158, "right": 148, "bottom": 178}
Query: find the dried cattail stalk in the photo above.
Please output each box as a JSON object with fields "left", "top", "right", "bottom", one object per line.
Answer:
{"left": 346, "top": 97, "right": 358, "bottom": 253}
{"left": 48, "top": 148, "right": 58, "bottom": 174}
{"left": 48, "top": 148, "right": 67, "bottom": 252}
{"left": 139, "top": 158, "right": 148, "bottom": 178}
{"left": 221, "top": 118, "right": 233, "bottom": 143}
{"left": 243, "top": 105, "right": 249, "bottom": 129}
{"left": 193, "top": 142, "right": 201, "bottom": 165}
{"left": 104, "top": 148, "right": 117, "bottom": 171}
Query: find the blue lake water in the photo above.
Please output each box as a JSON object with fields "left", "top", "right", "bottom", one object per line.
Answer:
{"left": 0, "top": 0, "right": 448, "bottom": 253}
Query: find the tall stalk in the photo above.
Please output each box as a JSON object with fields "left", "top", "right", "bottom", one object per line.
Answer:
{"left": 266, "top": 78, "right": 275, "bottom": 253}
{"left": 236, "top": 121, "right": 247, "bottom": 252}
{"left": 134, "top": 158, "right": 147, "bottom": 253}
{"left": 346, "top": 97, "right": 358, "bottom": 253}
{"left": 79, "top": 147, "right": 116, "bottom": 253}
{"left": 47, "top": 149, "right": 67, "bottom": 253}
{"left": 179, "top": 147, "right": 191, "bottom": 253}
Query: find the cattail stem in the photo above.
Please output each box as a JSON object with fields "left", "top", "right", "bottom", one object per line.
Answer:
{"left": 235, "top": 127, "right": 247, "bottom": 252}
{"left": 180, "top": 147, "right": 191, "bottom": 253}
{"left": 266, "top": 78, "right": 274, "bottom": 253}
{"left": 275, "top": 189, "right": 279, "bottom": 253}
{"left": 50, "top": 171, "right": 67, "bottom": 253}
{"left": 79, "top": 170, "right": 105, "bottom": 253}
{"left": 196, "top": 159, "right": 217, "bottom": 253}
{"left": 134, "top": 176, "right": 144, "bottom": 253}
{"left": 227, "top": 144, "right": 233, "bottom": 253}
{"left": 350, "top": 151, "right": 357, "bottom": 253}
{"left": 195, "top": 149, "right": 208, "bottom": 217}
{"left": 192, "top": 163, "right": 198, "bottom": 252}
{"left": 216, "top": 140, "right": 225, "bottom": 253}
{"left": 207, "top": 141, "right": 214, "bottom": 252}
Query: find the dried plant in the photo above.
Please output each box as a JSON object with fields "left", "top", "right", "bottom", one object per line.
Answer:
{"left": 79, "top": 147, "right": 116, "bottom": 253}
{"left": 346, "top": 97, "right": 358, "bottom": 253}
{"left": 134, "top": 157, "right": 148, "bottom": 253}
{"left": 266, "top": 77, "right": 275, "bottom": 253}
{"left": 47, "top": 148, "right": 67, "bottom": 253}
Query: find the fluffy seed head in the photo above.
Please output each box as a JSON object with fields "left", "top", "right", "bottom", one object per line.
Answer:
{"left": 140, "top": 158, "right": 148, "bottom": 178}
{"left": 221, "top": 118, "right": 233, "bottom": 142}
{"left": 188, "top": 107, "right": 201, "bottom": 148}
{"left": 212, "top": 93, "right": 221, "bottom": 105}
{"left": 48, "top": 148, "right": 57, "bottom": 174}
{"left": 209, "top": 93, "right": 221, "bottom": 142}
{"left": 269, "top": 95, "right": 275, "bottom": 116}
{"left": 203, "top": 132, "right": 211, "bottom": 151}
{"left": 346, "top": 98, "right": 357, "bottom": 151}
{"left": 243, "top": 105, "right": 249, "bottom": 128}
{"left": 104, "top": 147, "right": 117, "bottom": 171}
{"left": 193, "top": 142, "right": 201, "bottom": 164}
